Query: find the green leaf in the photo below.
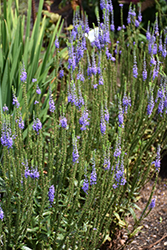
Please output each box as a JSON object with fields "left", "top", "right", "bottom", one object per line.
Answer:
{"left": 57, "top": 233, "right": 65, "bottom": 240}
{"left": 27, "top": 227, "right": 39, "bottom": 233}
{"left": 21, "top": 247, "right": 33, "bottom": 250}
{"left": 128, "top": 207, "right": 137, "bottom": 222}
{"left": 50, "top": 13, "right": 60, "bottom": 22}
{"left": 129, "top": 226, "right": 143, "bottom": 239}
{"left": 113, "top": 212, "right": 127, "bottom": 227}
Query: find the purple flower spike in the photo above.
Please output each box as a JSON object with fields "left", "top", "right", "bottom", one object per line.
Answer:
{"left": 20, "top": 67, "right": 27, "bottom": 82}
{"left": 147, "top": 90, "right": 154, "bottom": 117}
{"left": 30, "top": 168, "right": 40, "bottom": 179}
{"left": 24, "top": 166, "right": 39, "bottom": 179}
{"left": 99, "top": 74, "right": 104, "bottom": 85}
{"left": 49, "top": 93, "right": 55, "bottom": 113}
{"left": 138, "top": 7, "right": 142, "bottom": 22}
{"left": 100, "top": 116, "right": 106, "bottom": 134}
{"left": 104, "top": 107, "right": 109, "bottom": 123}
{"left": 118, "top": 105, "right": 124, "bottom": 128}
{"left": 32, "top": 118, "right": 42, "bottom": 134}
{"left": 55, "top": 38, "right": 59, "bottom": 49}
{"left": 133, "top": 55, "right": 138, "bottom": 78}
{"left": 48, "top": 185, "right": 55, "bottom": 207}
{"left": 143, "top": 58, "right": 147, "bottom": 81}
{"left": 152, "top": 145, "right": 160, "bottom": 172}
{"left": 3, "top": 105, "right": 8, "bottom": 112}
{"left": 36, "top": 85, "right": 41, "bottom": 95}
{"left": 82, "top": 178, "right": 89, "bottom": 194}
{"left": 122, "top": 94, "right": 131, "bottom": 114}
{"left": 90, "top": 164, "right": 97, "bottom": 185}
{"left": 114, "top": 136, "right": 121, "bottom": 158}
{"left": 59, "top": 69, "right": 64, "bottom": 78}
{"left": 1, "top": 120, "right": 15, "bottom": 149}
{"left": 79, "top": 109, "right": 90, "bottom": 131}
{"left": 0, "top": 207, "right": 4, "bottom": 220}
{"left": 16, "top": 116, "right": 24, "bottom": 129}
{"left": 60, "top": 117, "right": 67, "bottom": 129}
{"left": 149, "top": 199, "right": 156, "bottom": 209}
{"left": 72, "top": 138, "right": 79, "bottom": 164}
{"left": 13, "top": 94, "right": 20, "bottom": 108}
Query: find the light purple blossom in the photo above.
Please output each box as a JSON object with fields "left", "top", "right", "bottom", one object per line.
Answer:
{"left": 146, "top": 24, "right": 151, "bottom": 41}
{"left": 25, "top": 166, "right": 40, "bottom": 179}
{"left": 135, "top": 20, "right": 139, "bottom": 28}
{"left": 118, "top": 103, "right": 124, "bottom": 128}
{"left": 13, "top": 94, "right": 20, "bottom": 108}
{"left": 104, "top": 107, "right": 109, "bottom": 122}
{"left": 20, "top": 67, "right": 27, "bottom": 82}
{"left": 59, "top": 69, "right": 64, "bottom": 78}
{"left": 138, "top": 8, "right": 142, "bottom": 22}
{"left": 32, "top": 118, "right": 42, "bottom": 134}
{"left": 36, "top": 85, "right": 41, "bottom": 95}
{"left": 60, "top": 117, "right": 67, "bottom": 129}
{"left": 122, "top": 94, "right": 131, "bottom": 114}
{"left": 49, "top": 93, "right": 55, "bottom": 113}
{"left": 79, "top": 109, "right": 90, "bottom": 131}
{"left": 152, "top": 145, "right": 160, "bottom": 171}
{"left": 72, "top": 138, "right": 79, "bottom": 164}
{"left": 16, "top": 116, "right": 24, "bottom": 129}
{"left": 90, "top": 164, "right": 97, "bottom": 185}
{"left": 0, "top": 207, "right": 4, "bottom": 220}
{"left": 1, "top": 120, "right": 15, "bottom": 149}
{"left": 48, "top": 185, "right": 55, "bottom": 206}
{"left": 142, "top": 58, "right": 147, "bottom": 81}
{"left": 114, "top": 156, "right": 126, "bottom": 188}
{"left": 55, "top": 38, "right": 59, "bottom": 49}
{"left": 100, "top": 110, "right": 106, "bottom": 134}
{"left": 114, "top": 136, "right": 121, "bottom": 158}
{"left": 147, "top": 90, "right": 154, "bottom": 117}
{"left": 82, "top": 177, "right": 89, "bottom": 194}
{"left": 149, "top": 199, "right": 156, "bottom": 209}
{"left": 3, "top": 105, "right": 8, "bottom": 112}
{"left": 133, "top": 55, "right": 138, "bottom": 78}
{"left": 99, "top": 74, "right": 104, "bottom": 85}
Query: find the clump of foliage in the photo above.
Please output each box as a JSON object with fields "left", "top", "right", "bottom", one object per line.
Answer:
{"left": 0, "top": 0, "right": 167, "bottom": 249}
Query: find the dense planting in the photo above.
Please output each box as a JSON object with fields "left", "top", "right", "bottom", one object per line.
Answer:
{"left": 0, "top": 0, "right": 167, "bottom": 249}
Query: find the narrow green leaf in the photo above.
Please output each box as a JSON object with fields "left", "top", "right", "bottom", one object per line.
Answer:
{"left": 129, "top": 226, "right": 143, "bottom": 239}
{"left": 21, "top": 246, "right": 33, "bottom": 250}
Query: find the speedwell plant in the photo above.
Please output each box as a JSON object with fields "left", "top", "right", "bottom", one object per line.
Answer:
{"left": 0, "top": 1, "right": 167, "bottom": 249}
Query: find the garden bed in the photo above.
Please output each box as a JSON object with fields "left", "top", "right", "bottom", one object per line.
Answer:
{"left": 100, "top": 176, "right": 167, "bottom": 250}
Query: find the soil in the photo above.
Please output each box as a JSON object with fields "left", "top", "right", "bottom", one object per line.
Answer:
{"left": 123, "top": 177, "right": 167, "bottom": 250}
{"left": 100, "top": 169, "right": 167, "bottom": 250}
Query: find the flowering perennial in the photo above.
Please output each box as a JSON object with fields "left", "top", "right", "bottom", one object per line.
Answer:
{"left": 48, "top": 185, "right": 55, "bottom": 207}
